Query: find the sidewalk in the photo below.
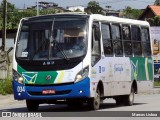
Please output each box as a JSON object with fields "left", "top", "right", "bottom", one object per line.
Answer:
{"left": 0, "top": 87, "right": 160, "bottom": 107}
{"left": 149, "top": 86, "right": 160, "bottom": 94}
{"left": 0, "top": 94, "right": 19, "bottom": 108}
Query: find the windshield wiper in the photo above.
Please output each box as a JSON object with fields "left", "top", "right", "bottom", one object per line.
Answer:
{"left": 50, "top": 18, "right": 69, "bottom": 61}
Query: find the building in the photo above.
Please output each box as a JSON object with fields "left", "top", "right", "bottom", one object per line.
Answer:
{"left": 27, "top": 1, "right": 67, "bottom": 12}
{"left": 27, "top": 1, "right": 58, "bottom": 9}
{"left": 138, "top": 5, "right": 160, "bottom": 20}
{"left": 67, "top": 6, "right": 85, "bottom": 12}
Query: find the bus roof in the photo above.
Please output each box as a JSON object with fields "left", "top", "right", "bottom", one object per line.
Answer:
{"left": 89, "top": 14, "right": 149, "bottom": 26}
{"left": 21, "top": 13, "right": 149, "bottom": 26}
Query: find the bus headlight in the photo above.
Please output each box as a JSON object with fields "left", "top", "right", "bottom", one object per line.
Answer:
{"left": 13, "top": 69, "right": 24, "bottom": 84}
{"left": 75, "top": 66, "right": 89, "bottom": 83}
{"left": 18, "top": 77, "right": 24, "bottom": 84}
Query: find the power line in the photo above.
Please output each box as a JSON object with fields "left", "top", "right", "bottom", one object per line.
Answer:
{"left": 128, "top": 0, "right": 154, "bottom": 3}
{"left": 74, "top": 0, "right": 154, "bottom": 8}
{"left": 99, "top": 0, "right": 154, "bottom": 5}
{"left": 75, "top": 0, "right": 125, "bottom": 7}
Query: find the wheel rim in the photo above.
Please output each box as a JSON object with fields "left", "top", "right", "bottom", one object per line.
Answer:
{"left": 129, "top": 89, "right": 134, "bottom": 103}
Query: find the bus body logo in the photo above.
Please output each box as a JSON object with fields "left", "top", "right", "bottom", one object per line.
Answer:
{"left": 114, "top": 64, "right": 123, "bottom": 73}
{"left": 43, "top": 61, "right": 54, "bottom": 65}
{"left": 22, "top": 72, "right": 38, "bottom": 84}
{"left": 46, "top": 75, "right": 51, "bottom": 81}
{"left": 131, "top": 60, "right": 138, "bottom": 80}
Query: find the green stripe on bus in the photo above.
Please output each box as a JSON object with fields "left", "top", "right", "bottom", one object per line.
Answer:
{"left": 130, "top": 57, "right": 153, "bottom": 81}
{"left": 17, "top": 65, "right": 58, "bottom": 84}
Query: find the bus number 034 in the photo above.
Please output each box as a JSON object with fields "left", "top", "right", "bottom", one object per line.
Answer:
{"left": 17, "top": 86, "right": 25, "bottom": 93}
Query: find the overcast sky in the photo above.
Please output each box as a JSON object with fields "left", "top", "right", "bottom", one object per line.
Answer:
{"left": 0, "top": 0, "right": 155, "bottom": 10}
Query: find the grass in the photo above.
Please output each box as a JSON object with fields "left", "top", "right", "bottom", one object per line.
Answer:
{"left": 154, "top": 81, "right": 160, "bottom": 87}
{"left": 0, "top": 78, "right": 13, "bottom": 95}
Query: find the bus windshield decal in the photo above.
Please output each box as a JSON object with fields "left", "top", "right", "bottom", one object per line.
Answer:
{"left": 21, "top": 52, "right": 28, "bottom": 57}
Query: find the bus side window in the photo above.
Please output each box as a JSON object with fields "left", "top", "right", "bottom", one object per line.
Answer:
{"left": 111, "top": 24, "right": 123, "bottom": 56}
{"left": 141, "top": 27, "right": 151, "bottom": 57}
{"left": 101, "top": 23, "right": 113, "bottom": 56}
{"left": 122, "top": 25, "right": 132, "bottom": 56}
{"left": 131, "top": 26, "right": 142, "bottom": 56}
{"left": 16, "top": 25, "right": 29, "bottom": 58}
{"left": 91, "top": 22, "right": 101, "bottom": 66}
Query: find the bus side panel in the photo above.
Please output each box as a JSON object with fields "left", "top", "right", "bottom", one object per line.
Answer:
{"left": 90, "top": 57, "right": 154, "bottom": 97}
{"left": 90, "top": 57, "right": 132, "bottom": 97}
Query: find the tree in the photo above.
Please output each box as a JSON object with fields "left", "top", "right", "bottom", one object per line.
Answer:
{"left": 40, "top": 8, "right": 61, "bottom": 15}
{"left": 123, "top": 6, "right": 143, "bottom": 19}
{"left": 73, "top": 8, "right": 82, "bottom": 12}
{"left": 0, "top": 2, "right": 65, "bottom": 29}
{"left": 147, "top": 16, "right": 160, "bottom": 26}
{"left": 154, "top": 0, "right": 160, "bottom": 5}
{"left": 0, "top": 1, "right": 17, "bottom": 29}
{"left": 85, "top": 1, "right": 103, "bottom": 14}
{"left": 0, "top": 1, "right": 16, "bottom": 12}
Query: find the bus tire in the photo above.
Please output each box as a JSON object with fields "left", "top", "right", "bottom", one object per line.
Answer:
{"left": 88, "top": 89, "right": 101, "bottom": 110}
{"left": 115, "top": 97, "right": 124, "bottom": 106}
{"left": 124, "top": 87, "right": 134, "bottom": 106}
{"left": 66, "top": 99, "right": 83, "bottom": 107}
{"left": 26, "top": 100, "right": 39, "bottom": 111}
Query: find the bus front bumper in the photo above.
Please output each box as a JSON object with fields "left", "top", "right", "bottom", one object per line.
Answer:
{"left": 12, "top": 78, "right": 90, "bottom": 100}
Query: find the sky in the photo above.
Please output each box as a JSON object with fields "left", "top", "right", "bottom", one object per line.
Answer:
{"left": 0, "top": 0, "right": 156, "bottom": 10}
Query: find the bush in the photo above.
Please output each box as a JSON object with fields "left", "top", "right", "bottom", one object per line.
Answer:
{"left": 0, "top": 78, "right": 13, "bottom": 95}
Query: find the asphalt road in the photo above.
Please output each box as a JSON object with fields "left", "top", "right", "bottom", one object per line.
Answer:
{"left": 0, "top": 94, "right": 160, "bottom": 112}
{"left": 0, "top": 94, "right": 160, "bottom": 119}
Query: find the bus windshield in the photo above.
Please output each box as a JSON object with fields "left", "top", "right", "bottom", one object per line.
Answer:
{"left": 16, "top": 17, "right": 88, "bottom": 61}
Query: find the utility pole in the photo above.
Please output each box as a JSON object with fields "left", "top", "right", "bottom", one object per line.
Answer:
{"left": 106, "top": 6, "right": 111, "bottom": 16}
{"left": 37, "top": 0, "right": 39, "bottom": 16}
{"left": 2, "top": 0, "right": 7, "bottom": 51}
{"left": 106, "top": 6, "right": 111, "bottom": 12}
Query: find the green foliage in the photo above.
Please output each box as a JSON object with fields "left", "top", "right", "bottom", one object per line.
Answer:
{"left": 123, "top": 6, "right": 143, "bottom": 19}
{"left": 147, "top": 16, "right": 160, "bottom": 26}
{"left": 154, "top": 0, "right": 160, "bottom": 5}
{"left": 0, "top": 79, "right": 13, "bottom": 95}
{"left": 0, "top": 1, "right": 16, "bottom": 12}
{"left": 0, "top": 1, "right": 64, "bottom": 30}
{"left": 73, "top": 8, "right": 82, "bottom": 12}
{"left": 154, "top": 81, "right": 160, "bottom": 86}
{"left": 86, "top": 1, "right": 103, "bottom": 14}
{"left": 0, "top": 1, "right": 18, "bottom": 29}
{"left": 40, "top": 9, "right": 57, "bottom": 15}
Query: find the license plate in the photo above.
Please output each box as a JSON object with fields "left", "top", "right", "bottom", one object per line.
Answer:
{"left": 42, "top": 90, "right": 55, "bottom": 94}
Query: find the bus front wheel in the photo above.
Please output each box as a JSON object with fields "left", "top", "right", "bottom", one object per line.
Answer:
{"left": 88, "top": 89, "right": 101, "bottom": 110}
{"left": 26, "top": 100, "right": 39, "bottom": 111}
{"left": 66, "top": 99, "right": 83, "bottom": 107}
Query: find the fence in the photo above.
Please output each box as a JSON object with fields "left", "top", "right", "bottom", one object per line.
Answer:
{"left": 0, "top": 47, "right": 13, "bottom": 79}
{"left": 0, "top": 38, "right": 14, "bottom": 80}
